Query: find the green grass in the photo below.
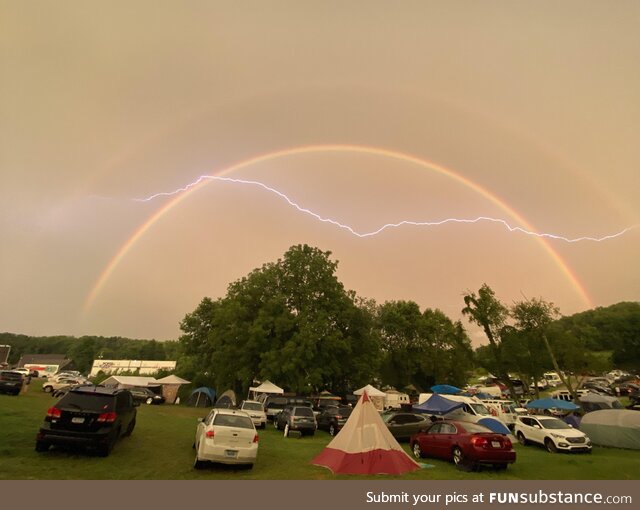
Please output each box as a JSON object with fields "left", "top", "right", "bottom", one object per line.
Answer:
{"left": 0, "top": 380, "right": 638, "bottom": 480}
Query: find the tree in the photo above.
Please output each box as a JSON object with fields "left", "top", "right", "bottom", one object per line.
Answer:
{"left": 462, "top": 284, "right": 518, "bottom": 399}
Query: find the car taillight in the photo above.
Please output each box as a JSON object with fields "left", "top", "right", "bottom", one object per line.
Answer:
{"left": 205, "top": 430, "right": 215, "bottom": 438}
{"left": 504, "top": 438, "right": 512, "bottom": 448}
{"left": 46, "top": 407, "right": 61, "bottom": 419}
{"left": 253, "top": 434, "right": 259, "bottom": 443}
{"left": 97, "top": 412, "right": 117, "bottom": 423}
{"left": 471, "top": 436, "right": 489, "bottom": 447}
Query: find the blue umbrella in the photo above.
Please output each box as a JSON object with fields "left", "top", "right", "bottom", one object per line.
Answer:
{"left": 525, "top": 398, "right": 579, "bottom": 411}
{"left": 413, "top": 394, "right": 464, "bottom": 415}
{"left": 478, "top": 417, "right": 511, "bottom": 435}
{"left": 430, "top": 384, "right": 462, "bottom": 395}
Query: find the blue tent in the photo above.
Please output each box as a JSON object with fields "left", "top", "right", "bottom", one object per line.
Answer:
{"left": 188, "top": 387, "right": 216, "bottom": 407}
{"left": 430, "top": 384, "right": 462, "bottom": 395}
{"left": 525, "top": 398, "right": 578, "bottom": 411}
{"left": 413, "top": 394, "right": 464, "bottom": 415}
{"left": 478, "top": 417, "right": 511, "bottom": 435}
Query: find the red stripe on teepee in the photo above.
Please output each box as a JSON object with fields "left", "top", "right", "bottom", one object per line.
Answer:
{"left": 311, "top": 448, "right": 420, "bottom": 475}
{"left": 361, "top": 391, "right": 370, "bottom": 403}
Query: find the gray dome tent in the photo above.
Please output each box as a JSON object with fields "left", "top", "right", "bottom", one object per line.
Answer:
{"left": 580, "top": 410, "right": 640, "bottom": 450}
{"left": 188, "top": 387, "right": 216, "bottom": 407}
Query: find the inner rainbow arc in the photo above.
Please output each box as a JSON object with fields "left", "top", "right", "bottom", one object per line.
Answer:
{"left": 83, "top": 144, "right": 592, "bottom": 311}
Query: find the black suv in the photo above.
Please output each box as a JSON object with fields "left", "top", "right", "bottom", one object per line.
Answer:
{"left": 0, "top": 370, "right": 24, "bottom": 395}
{"left": 35, "top": 386, "right": 137, "bottom": 456}
{"left": 316, "top": 405, "right": 353, "bottom": 436}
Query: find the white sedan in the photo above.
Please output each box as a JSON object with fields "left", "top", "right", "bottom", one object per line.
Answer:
{"left": 193, "top": 409, "right": 259, "bottom": 469}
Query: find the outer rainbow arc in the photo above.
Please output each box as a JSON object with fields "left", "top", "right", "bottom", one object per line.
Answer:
{"left": 83, "top": 144, "right": 593, "bottom": 311}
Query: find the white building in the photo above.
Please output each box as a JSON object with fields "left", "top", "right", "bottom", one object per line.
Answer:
{"left": 90, "top": 359, "right": 176, "bottom": 377}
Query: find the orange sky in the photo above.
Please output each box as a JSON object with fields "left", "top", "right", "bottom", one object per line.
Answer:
{"left": 1, "top": 1, "right": 638, "bottom": 344}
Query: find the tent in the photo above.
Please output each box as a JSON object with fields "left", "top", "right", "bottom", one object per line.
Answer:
{"left": 311, "top": 392, "right": 421, "bottom": 475}
{"left": 155, "top": 375, "right": 191, "bottom": 404}
{"left": 215, "top": 389, "right": 237, "bottom": 408}
{"left": 101, "top": 375, "right": 159, "bottom": 388}
{"left": 525, "top": 398, "right": 579, "bottom": 411}
{"left": 430, "top": 384, "right": 462, "bottom": 395}
{"left": 413, "top": 394, "right": 464, "bottom": 415}
{"left": 248, "top": 380, "right": 284, "bottom": 398}
{"left": 187, "top": 387, "right": 216, "bottom": 407}
{"left": 579, "top": 393, "right": 624, "bottom": 413}
{"left": 354, "top": 384, "right": 386, "bottom": 411}
{"left": 156, "top": 375, "right": 190, "bottom": 385}
{"left": 580, "top": 410, "right": 640, "bottom": 450}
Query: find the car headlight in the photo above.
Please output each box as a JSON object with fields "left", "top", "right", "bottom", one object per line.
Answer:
{"left": 550, "top": 433, "right": 564, "bottom": 439}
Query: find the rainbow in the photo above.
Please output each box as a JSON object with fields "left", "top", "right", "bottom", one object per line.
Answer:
{"left": 83, "top": 144, "right": 593, "bottom": 311}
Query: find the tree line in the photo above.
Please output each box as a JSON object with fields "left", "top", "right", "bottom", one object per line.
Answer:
{"left": 3, "top": 244, "right": 638, "bottom": 397}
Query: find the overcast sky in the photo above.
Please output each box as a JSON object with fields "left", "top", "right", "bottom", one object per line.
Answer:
{"left": 1, "top": 1, "right": 638, "bottom": 344}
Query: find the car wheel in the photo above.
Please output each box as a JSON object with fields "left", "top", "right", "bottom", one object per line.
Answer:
{"left": 545, "top": 438, "right": 558, "bottom": 453}
{"left": 284, "top": 423, "right": 290, "bottom": 437}
{"left": 329, "top": 424, "right": 337, "bottom": 436}
{"left": 43, "top": 386, "right": 53, "bottom": 393}
{"left": 517, "top": 432, "right": 528, "bottom": 446}
{"left": 146, "top": 397, "right": 153, "bottom": 405}
{"left": 35, "top": 441, "right": 49, "bottom": 453}
{"left": 194, "top": 453, "right": 205, "bottom": 470}
{"left": 452, "top": 447, "right": 465, "bottom": 467}
{"left": 412, "top": 442, "right": 424, "bottom": 459}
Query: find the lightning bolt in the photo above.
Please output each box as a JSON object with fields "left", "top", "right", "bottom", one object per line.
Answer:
{"left": 134, "top": 175, "right": 638, "bottom": 242}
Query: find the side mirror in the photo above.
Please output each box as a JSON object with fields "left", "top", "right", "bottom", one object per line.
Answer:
{"left": 533, "top": 424, "right": 541, "bottom": 429}
{"left": 197, "top": 417, "right": 204, "bottom": 423}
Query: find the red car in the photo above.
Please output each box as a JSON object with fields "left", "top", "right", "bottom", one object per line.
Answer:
{"left": 409, "top": 420, "right": 516, "bottom": 470}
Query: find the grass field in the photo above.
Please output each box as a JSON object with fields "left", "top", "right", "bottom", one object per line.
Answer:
{"left": 1, "top": 380, "right": 637, "bottom": 480}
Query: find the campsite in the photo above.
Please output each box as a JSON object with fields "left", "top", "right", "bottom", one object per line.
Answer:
{"left": 0, "top": 379, "right": 638, "bottom": 480}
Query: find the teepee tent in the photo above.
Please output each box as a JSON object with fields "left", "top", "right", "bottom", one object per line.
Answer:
{"left": 311, "top": 392, "right": 421, "bottom": 475}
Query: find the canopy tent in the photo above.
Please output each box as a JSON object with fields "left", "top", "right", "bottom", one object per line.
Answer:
{"left": 353, "top": 384, "right": 386, "bottom": 411}
{"left": 187, "top": 387, "right": 216, "bottom": 407}
{"left": 311, "top": 392, "right": 421, "bottom": 475}
{"left": 248, "top": 380, "right": 284, "bottom": 400}
{"left": 478, "top": 417, "right": 511, "bottom": 435}
{"left": 413, "top": 394, "right": 464, "bottom": 415}
{"left": 155, "top": 375, "right": 191, "bottom": 385}
{"left": 101, "top": 375, "right": 160, "bottom": 388}
{"left": 525, "top": 398, "right": 579, "bottom": 411}
{"left": 430, "top": 384, "right": 462, "bottom": 395}
{"left": 580, "top": 410, "right": 640, "bottom": 450}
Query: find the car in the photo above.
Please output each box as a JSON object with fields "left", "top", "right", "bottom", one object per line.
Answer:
{"left": 0, "top": 370, "right": 24, "bottom": 395}
{"left": 42, "top": 377, "right": 85, "bottom": 394}
{"left": 380, "top": 411, "right": 430, "bottom": 441}
{"left": 581, "top": 382, "right": 614, "bottom": 396}
{"left": 274, "top": 405, "right": 317, "bottom": 436}
{"left": 260, "top": 395, "right": 289, "bottom": 422}
{"left": 11, "top": 368, "right": 32, "bottom": 383}
{"left": 316, "top": 405, "right": 353, "bottom": 436}
{"left": 193, "top": 408, "right": 259, "bottom": 469}
{"left": 410, "top": 420, "right": 516, "bottom": 470}
{"left": 35, "top": 386, "right": 137, "bottom": 456}
{"left": 513, "top": 415, "right": 592, "bottom": 453}
{"left": 129, "top": 386, "right": 166, "bottom": 405}
{"left": 239, "top": 400, "right": 267, "bottom": 429}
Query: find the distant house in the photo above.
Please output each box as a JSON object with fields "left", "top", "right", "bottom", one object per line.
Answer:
{"left": 18, "top": 354, "right": 74, "bottom": 376}
{"left": 90, "top": 359, "right": 177, "bottom": 377}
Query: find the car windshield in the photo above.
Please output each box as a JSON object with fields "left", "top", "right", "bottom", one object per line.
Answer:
{"left": 243, "top": 402, "right": 263, "bottom": 411}
{"left": 469, "top": 403, "right": 491, "bottom": 415}
{"left": 59, "top": 392, "right": 114, "bottom": 412}
{"left": 213, "top": 414, "right": 254, "bottom": 429}
{"left": 294, "top": 407, "right": 314, "bottom": 417}
{"left": 541, "top": 419, "right": 571, "bottom": 429}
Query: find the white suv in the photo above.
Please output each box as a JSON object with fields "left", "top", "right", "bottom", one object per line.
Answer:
{"left": 514, "top": 415, "right": 592, "bottom": 453}
{"left": 239, "top": 400, "right": 267, "bottom": 429}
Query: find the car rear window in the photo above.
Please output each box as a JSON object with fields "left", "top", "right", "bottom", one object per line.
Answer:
{"left": 0, "top": 371, "right": 23, "bottom": 381}
{"left": 58, "top": 392, "right": 114, "bottom": 412}
{"left": 336, "top": 407, "right": 353, "bottom": 417}
{"left": 242, "top": 402, "right": 263, "bottom": 411}
{"left": 294, "top": 407, "right": 314, "bottom": 417}
{"left": 214, "top": 414, "right": 254, "bottom": 429}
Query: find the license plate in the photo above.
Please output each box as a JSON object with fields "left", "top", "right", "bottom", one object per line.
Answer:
{"left": 224, "top": 450, "right": 238, "bottom": 458}
{"left": 491, "top": 441, "right": 501, "bottom": 448}
{"left": 71, "top": 417, "right": 85, "bottom": 424}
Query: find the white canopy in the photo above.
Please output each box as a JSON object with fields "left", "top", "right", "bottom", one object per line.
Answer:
{"left": 353, "top": 384, "right": 386, "bottom": 397}
{"left": 101, "top": 375, "right": 159, "bottom": 387}
{"left": 250, "top": 380, "right": 284, "bottom": 395}
{"left": 156, "top": 375, "right": 191, "bottom": 385}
